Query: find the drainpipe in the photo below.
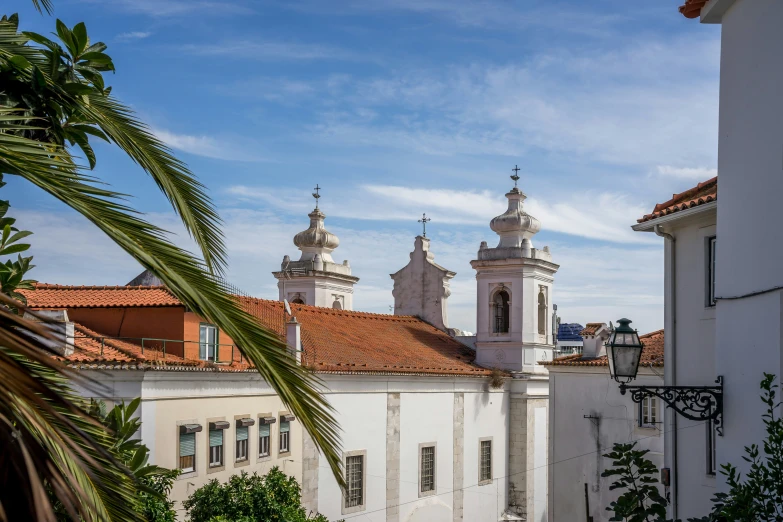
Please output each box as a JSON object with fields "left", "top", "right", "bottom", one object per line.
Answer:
{"left": 654, "top": 224, "right": 677, "bottom": 519}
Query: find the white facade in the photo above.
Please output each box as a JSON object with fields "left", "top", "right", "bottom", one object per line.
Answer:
{"left": 302, "top": 375, "right": 510, "bottom": 522}
{"left": 547, "top": 365, "right": 664, "bottom": 521}
{"left": 634, "top": 200, "right": 717, "bottom": 519}
{"left": 700, "top": 0, "right": 783, "bottom": 512}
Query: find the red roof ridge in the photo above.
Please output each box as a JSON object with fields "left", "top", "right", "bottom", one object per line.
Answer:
{"left": 33, "top": 283, "right": 169, "bottom": 290}
{"left": 239, "top": 294, "right": 419, "bottom": 321}
{"left": 637, "top": 176, "right": 717, "bottom": 224}
{"left": 679, "top": 0, "right": 709, "bottom": 18}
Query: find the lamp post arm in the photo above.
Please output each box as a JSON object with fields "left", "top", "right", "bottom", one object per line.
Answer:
{"left": 619, "top": 376, "right": 723, "bottom": 435}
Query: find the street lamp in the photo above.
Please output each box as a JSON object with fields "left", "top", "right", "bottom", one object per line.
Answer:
{"left": 606, "top": 318, "right": 724, "bottom": 435}
{"left": 606, "top": 318, "right": 643, "bottom": 384}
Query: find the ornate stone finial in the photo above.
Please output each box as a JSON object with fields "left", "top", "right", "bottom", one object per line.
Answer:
{"left": 312, "top": 184, "right": 321, "bottom": 209}
{"left": 418, "top": 213, "right": 431, "bottom": 237}
{"left": 511, "top": 165, "right": 521, "bottom": 188}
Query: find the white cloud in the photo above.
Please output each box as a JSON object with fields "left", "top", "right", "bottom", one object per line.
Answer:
{"left": 181, "top": 41, "right": 366, "bottom": 62}
{"left": 656, "top": 165, "right": 717, "bottom": 180}
{"left": 152, "top": 128, "right": 264, "bottom": 162}
{"left": 116, "top": 31, "right": 152, "bottom": 41}
{"left": 100, "top": 0, "right": 252, "bottom": 17}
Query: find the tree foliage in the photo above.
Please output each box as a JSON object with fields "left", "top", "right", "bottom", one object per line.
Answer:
{"left": 602, "top": 442, "right": 668, "bottom": 522}
{"left": 183, "top": 468, "right": 334, "bottom": 522}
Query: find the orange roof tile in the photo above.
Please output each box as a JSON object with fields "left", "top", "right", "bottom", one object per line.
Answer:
{"left": 239, "top": 297, "right": 492, "bottom": 377}
{"left": 637, "top": 177, "right": 717, "bottom": 223}
{"left": 544, "top": 329, "right": 664, "bottom": 367}
{"left": 22, "top": 284, "right": 181, "bottom": 308}
{"left": 679, "top": 0, "right": 709, "bottom": 18}
{"left": 579, "top": 323, "right": 606, "bottom": 337}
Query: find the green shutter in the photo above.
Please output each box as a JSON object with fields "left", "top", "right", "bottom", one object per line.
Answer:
{"left": 180, "top": 433, "right": 195, "bottom": 457}
{"left": 236, "top": 426, "right": 248, "bottom": 442}
{"left": 280, "top": 421, "right": 290, "bottom": 434}
{"left": 259, "top": 424, "right": 270, "bottom": 437}
{"left": 209, "top": 429, "right": 223, "bottom": 447}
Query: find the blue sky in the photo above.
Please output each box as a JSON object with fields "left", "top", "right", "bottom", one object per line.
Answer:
{"left": 7, "top": 0, "right": 720, "bottom": 334}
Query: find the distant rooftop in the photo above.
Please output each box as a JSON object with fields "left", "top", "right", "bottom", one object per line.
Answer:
{"left": 557, "top": 323, "right": 584, "bottom": 342}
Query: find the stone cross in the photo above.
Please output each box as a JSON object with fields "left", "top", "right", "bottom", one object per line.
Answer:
{"left": 312, "top": 184, "right": 321, "bottom": 208}
{"left": 511, "top": 165, "right": 521, "bottom": 188}
{"left": 418, "top": 213, "right": 431, "bottom": 237}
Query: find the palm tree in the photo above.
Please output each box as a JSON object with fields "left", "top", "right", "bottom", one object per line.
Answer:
{"left": 0, "top": 6, "right": 342, "bottom": 521}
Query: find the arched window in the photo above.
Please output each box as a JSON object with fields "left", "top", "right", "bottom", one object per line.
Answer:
{"left": 332, "top": 300, "right": 342, "bottom": 310}
{"left": 493, "top": 290, "right": 510, "bottom": 333}
{"left": 291, "top": 298, "right": 304, "bottom": 305}
{"left": 538, "top": 288, "right": 547, "bottom": 335}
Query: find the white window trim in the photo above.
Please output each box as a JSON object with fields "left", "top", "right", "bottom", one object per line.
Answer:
{"left": 478, "top": 437, "right": 493, "bottom": 486}
{"left": 707, "top": 417, "right": 718, "bottom": 475}
{"left": 418, "top": 442, "right": 437, "bottom": 497}
{"left": 638, "top": 396, "right": 658, "bottom": 429}
{"left": 706, "top": 236, "right": 717, "bottom": 307}
{"left": 342, "top": 449, "right": 367, "bottom": 515}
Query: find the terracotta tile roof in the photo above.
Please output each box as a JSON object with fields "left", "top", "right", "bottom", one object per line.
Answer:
{"left": 63, "top": 322, "right": 251, "bottom": 371}
{"left": 679, "top": 0, "right": 709, "bottom": 18}
{"left": 22, "top": 284, "right": 181, "bottom": 308}
{"left": 238, "top": 297, "right": 492, "bottom": 377}
{"left": 544, "top": 329, "right": 664, "bottom": 367}
{"left": 638, "top": 177, "right": 717, "bottom": 224}
{"left": 579, "top": 323, "right": 605, "bottom": 336}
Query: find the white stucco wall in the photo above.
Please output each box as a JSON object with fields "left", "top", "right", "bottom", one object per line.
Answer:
{"left": 311, "top": 376, "right": 509, "bottom": 522}
{"left": 712, "top": 0, "right": 783, "bottom": 507}
{"left": 548, "top": 368, "right": 664, "bottom": 522}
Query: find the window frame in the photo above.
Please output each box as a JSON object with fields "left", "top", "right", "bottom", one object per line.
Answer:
{"left": 279, "top": 421, "right": 290, "bottom": 454}
{"left": 707, "top": 417, "right": 718, "bottom": 475}
{"left": 492, "top": 288, "right": 510, "bottom": 334}
{"left": 235, "top": 426, "right": 249, "bottom": 463}
{"left": 258, "top": 422, "right": 271, "bottom": 458}
{"left": 342, "top": 450, "right": 367, "bottom": 515}
{"left": 199, "top": 323, "right": 219, "bottom": 362}
{"left": 638, "top": 396, "right": 658, "bottom": 429}
{"left": 706, "top": 236, "right": 717, "bottom": 307}
{"left": 178, "top": 431, "right": 196, "bottom": 473}
{"left": 418, "top": 442, "right": 437, "bottom": 497}
{"left": 478, "top": 437, "right": 493, "bottom": 485}
{"left": 208, "top": 429, "right": 224, "bottom": 468}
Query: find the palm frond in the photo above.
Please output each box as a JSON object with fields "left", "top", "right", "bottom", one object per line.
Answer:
{"left": 31, "top": 0, "right": 54, "bottom": 14}
{"left": 0, "top": 111, "right": 345, "bottom": 486}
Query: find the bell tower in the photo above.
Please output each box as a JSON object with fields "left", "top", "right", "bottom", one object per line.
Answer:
{"left": 272, "top": 186, "right": 359, "bottom": 309}
{"left": 471, "top": 169, "right": 559, "bottom": 371}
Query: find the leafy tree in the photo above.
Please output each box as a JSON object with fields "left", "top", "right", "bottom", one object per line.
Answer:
{"left": 1, "top": 4, "right": 342, "bottom": 521}
{"left": 183, "top": 468, "right": 334, "bottom": 522}
{"left": 602, "top": 442, "right": 668, "bottom": 522}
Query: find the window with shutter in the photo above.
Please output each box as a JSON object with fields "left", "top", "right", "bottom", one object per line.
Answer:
{"left": 259, "top": 424, "right": 270, "bottom": 457}
{"left": 179, "top": 432, "right": 196, "bottom": 472}
{"left": 209, "top": 429, "right": 223, "bottom": 467}
{"left": 279, "top": 421, "right": 290, "bottom": 453}
{"left": 236, "top": 426, "right": 248, "bottom": 461}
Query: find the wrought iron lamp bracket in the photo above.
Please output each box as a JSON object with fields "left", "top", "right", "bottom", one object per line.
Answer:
{"left": 619, "top": 376, "right": 723, "bottom": 436}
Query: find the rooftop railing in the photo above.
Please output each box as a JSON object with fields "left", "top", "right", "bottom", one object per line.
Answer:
{"left": 72, "top": 336, "right": 244, "bottom": 364}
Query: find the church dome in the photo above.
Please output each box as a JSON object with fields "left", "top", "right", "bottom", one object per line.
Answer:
{"left": 489, "top": 187, "right": 541, "bottom": 248}
{"left": 293, "top": 208, "right": 340, "bottom": 251}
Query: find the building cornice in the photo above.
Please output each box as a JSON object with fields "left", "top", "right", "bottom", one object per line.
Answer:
{"left": 632, "top": 200, "right": 717, "bottom": 232}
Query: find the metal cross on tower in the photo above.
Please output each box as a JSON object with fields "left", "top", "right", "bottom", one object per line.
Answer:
{"left": 312, "top": 184, "right": 321, "bottom": 208}
{"left": 511, "top": 165, "right": 521, "bottom": 188}
{"left": 418, "top": 213, "right": 431, "bottom": 237}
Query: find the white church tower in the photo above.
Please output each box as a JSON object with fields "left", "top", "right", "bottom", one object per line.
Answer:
{"left": 273, "top": 186, "right": 359, "bottom": 310}
{"left": 471, "top": 167, "right": 559, "bottom": 520}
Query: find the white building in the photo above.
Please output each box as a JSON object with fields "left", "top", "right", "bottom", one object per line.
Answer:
{"left": 544, "top": 325, "right": 665, "bottom": 521}
{"left": 674, "top": 0, "right": 783, "bottom": 516}
{"left": 25, "top": 177, "right": 557, "bottom": 522}
{"left": 633, "top": 176, "right": 717, "bottom": 518}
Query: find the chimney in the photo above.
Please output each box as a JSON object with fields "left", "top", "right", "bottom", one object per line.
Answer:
{"left": 581, "top": 323, "right": 610, "bottom": 359}
{"left": 23, "top": 309, "right": 75, "bottom": 357}
{"left": 286, "top": 316, "right": 301, "bottom": 364}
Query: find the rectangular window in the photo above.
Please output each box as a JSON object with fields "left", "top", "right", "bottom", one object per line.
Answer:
{"left": 209, "top": 429, "right": 223, "bottom": 467}
{"left": 707, "top": 418, "right": 718, "bottom": 475}
{"left": 346, "top": 455, "right": 364, "bottom": 508}
{"left": 480, "top": 439, "right": 492, "bottom": 483}
{"left": 179, "top": 432, "right": 196, "bottom": 473}
{"left": 199, "top": 324, "right": 219, "bottom": 361}
{"left": 420, "top": 445, "right": 435, "bottom": 494}
{"left": 639, "top": 396, "right": 658, "bottom": 428}
{"left": 279, "top": 421, "right": 290, "bottom": 453}
{"left": 707, "top": 237, "right": 717, "bottom": 307}
{"left": 259, "top": 424, "right": 270, "bottom": 457}
{"left": 236, "top": 426, "right": 249, "bottom": 462}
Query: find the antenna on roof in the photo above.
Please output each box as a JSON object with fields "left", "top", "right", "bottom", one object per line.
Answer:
{"left": 284, "top": 299, "right": 292, "bottom": 315}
